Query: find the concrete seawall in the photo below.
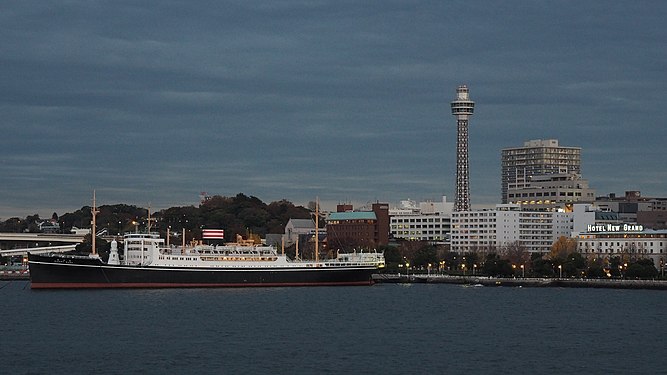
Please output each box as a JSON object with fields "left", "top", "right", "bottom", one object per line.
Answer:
{"left": 373, "top": 274, "right": 667, "bottom": 290}
{"left": 0, "top": 270, "right": 29, "bottom": 281}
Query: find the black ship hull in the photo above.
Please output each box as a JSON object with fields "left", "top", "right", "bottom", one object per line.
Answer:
{"left": 28, "top": 253, "right": 376, "bottom": 289}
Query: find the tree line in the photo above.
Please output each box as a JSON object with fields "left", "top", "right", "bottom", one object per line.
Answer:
{"left": 382, "top": 236, "right": 660, "bottom": 279}
{"left": 0, "top": 193, "right": 311, "bottom": 242}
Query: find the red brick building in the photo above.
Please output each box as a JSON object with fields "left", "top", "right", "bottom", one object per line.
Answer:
{"left": 325, "top": 203, "right": 389, "bottom": 250}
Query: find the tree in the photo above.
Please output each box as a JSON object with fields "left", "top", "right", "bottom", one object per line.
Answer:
{"left": 0, "top": 217, "right": 25, "bottom": 233}
{"left": 411, "top": 245, "right": 438, "bottom": 269}
{"left": 483, "top": 253, "right": 513, "bottom": 277}
{"left": 586, "top": 256, "right": 606, "bottom": 278}
{"left": 609, "top": 256, "right": 623, "bottom": 277}
{"left": 625, "top": 258, "right": 658, "bottom": 279}
{"left": 75, "top": 234, "right": 109, "bottom": 259}
{"left": 562, "top": 252, "right": 586, "bottom": 277}
{"left": 397, "top": 240, "right": 426, "bottom": 265}
{"left": 550, "top": 236, "right": 578, "bottom": 263}
{"left": 532, "top": 256, "right": 554, "bottom": 277}
{"left": 441, "top": 250, "right": 460, "bottom": 272}
{"left": 381, "top": 245, "right": 402, "bottom": 273}
{"left": 501, "top": 241, "right": 530, "bottom": 268}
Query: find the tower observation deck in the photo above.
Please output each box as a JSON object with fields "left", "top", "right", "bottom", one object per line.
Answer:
{"left": 450, "top": 85, "right": 475, "bottom": 211}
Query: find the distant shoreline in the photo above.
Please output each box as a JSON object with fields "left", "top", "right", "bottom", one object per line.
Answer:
{"left": 373, "top": 274, "right": 667, "bottom": 290}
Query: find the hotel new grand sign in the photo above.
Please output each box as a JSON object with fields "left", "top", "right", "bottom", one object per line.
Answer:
{"left": 587, "top": 223, "right": 644, "bottom": 233}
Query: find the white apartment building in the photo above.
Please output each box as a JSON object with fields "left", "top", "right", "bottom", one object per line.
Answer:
{"left": 390, "top": 196, "right": 453, "bottom": 243}
{"left": 451, "top": 204, "right": 572, "bottom": 254}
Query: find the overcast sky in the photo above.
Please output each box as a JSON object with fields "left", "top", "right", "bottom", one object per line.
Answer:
{"left": 1, "top": 1, "right": 666, "bottom": 218}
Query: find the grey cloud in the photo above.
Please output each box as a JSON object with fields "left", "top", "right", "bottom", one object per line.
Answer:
{"left": 1, "top": 1, "right": 666, "bottom": 218}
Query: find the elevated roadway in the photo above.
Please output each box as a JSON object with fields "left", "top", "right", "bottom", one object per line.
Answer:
{"left": 0, "top": 245, "right": 77, "bottom": 257}
{"left": 0, "top": 233, "right": 85, "bottom": 243}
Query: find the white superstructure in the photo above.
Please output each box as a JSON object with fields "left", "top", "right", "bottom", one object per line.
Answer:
{"left": 122, "top": 233, "right": 384, "bottom": 269}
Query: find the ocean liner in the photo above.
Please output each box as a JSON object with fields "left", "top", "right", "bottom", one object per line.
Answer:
{"left": 28, "top": 233, "right": 384, "bottom": 289}
{"left": 28, "top": 195, "right": 384, "bottom": 289}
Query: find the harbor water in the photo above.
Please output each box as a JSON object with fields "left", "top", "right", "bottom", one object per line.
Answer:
{"left": 2, "top": 281, "right": 666, "bottom": 374}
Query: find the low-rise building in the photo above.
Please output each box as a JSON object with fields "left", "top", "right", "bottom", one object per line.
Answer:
{"left": 38, "top": 220, "right": 60, "bottom": 234}
{"left": 576, "top": 225, "right": 666, "bottom": 267}
{"left": 325, "top": 202, "right": 389, "bottom": 249}
{"left": 596, "top": 191, "right": 667, "bottom": 226}
{"left": 284, "top": 218, "right": 316, "bottom": 245}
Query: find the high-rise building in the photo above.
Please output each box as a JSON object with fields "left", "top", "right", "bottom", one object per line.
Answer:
{"left": 501, "top": 139, "right": 581, "bottom": 204}
{"left": 451, "top": 85, "right": 475, "bottom": 211}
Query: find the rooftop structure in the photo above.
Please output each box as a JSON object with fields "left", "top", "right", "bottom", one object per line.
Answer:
{"left": 507, "top": 173, "right": 595, "bottom": 211}
{"left": 596, "top": 191, "right": 667, "bottom": 229}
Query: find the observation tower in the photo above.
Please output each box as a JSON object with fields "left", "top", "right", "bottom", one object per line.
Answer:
{"left": 450, "top": 85, "right": 475, "bottom": 211}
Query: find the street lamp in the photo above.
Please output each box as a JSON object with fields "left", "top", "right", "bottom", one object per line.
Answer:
{"left": 558, "top": 264, "right": 562, "bottom": 278}
{"left": 521, "top": 264, "right": 525, "bottom": 278}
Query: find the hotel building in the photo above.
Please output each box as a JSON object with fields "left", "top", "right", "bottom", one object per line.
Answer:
{"left": 576, "top": 225, "right": 667, "bottom": 267}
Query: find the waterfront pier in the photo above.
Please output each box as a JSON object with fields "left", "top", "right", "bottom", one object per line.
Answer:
{"left": 373, "top": 274, "right": 667, "bottom": 290}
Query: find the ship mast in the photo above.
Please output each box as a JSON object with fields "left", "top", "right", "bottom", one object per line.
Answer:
{"left": 315, "top": 197, "right": 319, "bottom": 264}
{"left": 91, "top": 190, "right": 99, "bottom": 256}
{"left": 146, "top": 205, "right": 156, "bottom": 233}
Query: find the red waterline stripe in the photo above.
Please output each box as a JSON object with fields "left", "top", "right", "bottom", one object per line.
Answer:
{"left": 30, "top": 281, "right": 374, "bottom": 289}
